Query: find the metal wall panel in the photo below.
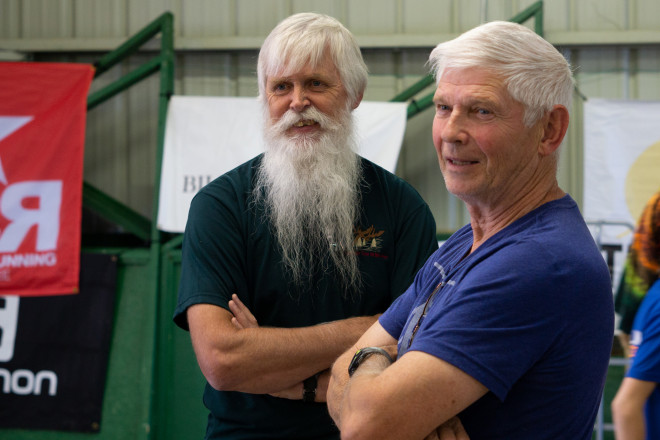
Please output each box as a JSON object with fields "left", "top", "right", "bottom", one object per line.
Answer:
{"left": 236, "top": 0, "right": 289, "bottom": 35}
{"left": 575, "top": 1, "right": 629, "bottom": 31}
{"left": 635, "top": 0, "right": 660, "bottom": 29}
{"left": 73, "top": 0, "right": 127, "bottom": 38}
{"left": 401, "top": 0, "right": 456, "bottom": 33}
{"left": 2, "top": 0, "right": 660, "bottom": 231}
{"left": 180, "top": 0, "right": 235, "bottom": 37}
{"left": 1, "top": 0, "right": 22, "bottom": 38}
{"left": 126, "top": 0, "right": 177, "bottom": 36}
{"left": 638, "top": 47, "right": 660, "bottom": 98}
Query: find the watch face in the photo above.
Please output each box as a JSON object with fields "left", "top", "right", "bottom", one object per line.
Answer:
{"left": 348, "top": 347, "right": 393, "bottom": 377}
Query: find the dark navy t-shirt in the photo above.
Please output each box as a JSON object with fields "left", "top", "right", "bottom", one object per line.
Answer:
{"left": 175, "top": 154, "right": 438, "bottom": 439}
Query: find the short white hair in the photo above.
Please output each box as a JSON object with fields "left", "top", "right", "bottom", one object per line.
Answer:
{"left": 429, "top": 21, "right": 574, "bottom": 127}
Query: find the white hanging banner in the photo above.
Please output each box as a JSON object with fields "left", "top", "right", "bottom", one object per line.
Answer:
{"left": 157, "top": 96, "right": 408, "bottom": 233}
{"left": 583, "top": 98, "right": 660, "bottom": 289}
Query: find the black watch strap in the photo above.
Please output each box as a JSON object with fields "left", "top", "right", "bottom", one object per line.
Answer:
{"left": 348, "top": 347, "right": 394, "bottom": 377}
{"left": 303, "top": 373, "right": 319, "bottom": 402}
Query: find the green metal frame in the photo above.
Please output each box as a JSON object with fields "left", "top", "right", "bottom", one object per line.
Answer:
{"left": 85, "top": 11, "right": 174, "bottom": 242}
{"left": 392, "top": 0, "right": 544, "bottom": 120}
{"left": 84, "top": 11, "right": 174, "bottom": 440}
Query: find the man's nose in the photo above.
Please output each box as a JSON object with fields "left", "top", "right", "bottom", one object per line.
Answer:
{"left": 290, "top": 85, "right": 310, "bottom": 112}
{"left": 441, "top": 112, "right": 468, "bottom": 145}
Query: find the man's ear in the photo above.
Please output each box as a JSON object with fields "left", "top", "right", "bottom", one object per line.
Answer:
{"left": 351, "top": 92, "right": 364, "bottom": 110}
{"left": 539, "top": 105, "right": 570, "bottom": 156}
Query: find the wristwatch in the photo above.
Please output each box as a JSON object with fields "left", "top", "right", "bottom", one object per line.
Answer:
{"left": 303, "top": 373, "right": 319, "bottom": 402}
{"left": 347, "top": 347, "right": 394, "bottom": 377}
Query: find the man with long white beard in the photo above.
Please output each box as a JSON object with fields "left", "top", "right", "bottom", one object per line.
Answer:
{"left": 173, "top": 12, "right": 438, "bottom": 440}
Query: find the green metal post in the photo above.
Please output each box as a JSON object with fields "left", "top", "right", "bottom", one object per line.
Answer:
{"left": 82, "top": 11, "right": 176, "bottom": 440}
{"left": 146, "top": 11, "right": 174, "bottom": 440}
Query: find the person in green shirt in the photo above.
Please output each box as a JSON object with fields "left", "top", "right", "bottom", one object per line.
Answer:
{"left": 174, "top": 12, "right": 438, "bottom": 439}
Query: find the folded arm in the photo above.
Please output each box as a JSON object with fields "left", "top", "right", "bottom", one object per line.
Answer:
{"left": 328, "top": 321, "right": 487, "bottom": 440}
{"left": 187, "top": 301, "right": 377, "bottom": 396}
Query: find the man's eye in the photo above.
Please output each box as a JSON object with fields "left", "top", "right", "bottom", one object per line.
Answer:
{"left": 310, "top": 80, "right": 324, "bottom": 87}
{"left": 476, "top": 108, "right": 491, "bottom": 115}
{"left": 272, "top": 83, "right": 288, "bottom": 93}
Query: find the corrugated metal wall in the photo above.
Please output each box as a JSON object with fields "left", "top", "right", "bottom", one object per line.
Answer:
{"left": 2, "top": 0, "right": 660, "bottom": 234}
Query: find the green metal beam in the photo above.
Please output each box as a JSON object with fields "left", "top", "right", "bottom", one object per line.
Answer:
{"left": 84, "top": 11, "right": 174, "bottom": 241}
{"left": 93, "top": 12, "right": 174, "bottom": 77}
{"left": 87, "top": 56, "right": 162, "bottom": 110}
{"left": 82, "top": 182, "right": 151, "bottom": 241}
{"left": 509, "top": 1, "right": 544, "bottom": 36}
{"left": 406, "top": 93, "right": 435, "bottom": 119}
{"left": 151, "top": 12, "right": 175, "bottom": 244}
{"left": 390, "top": 74, "right": 434, "bottom": 103}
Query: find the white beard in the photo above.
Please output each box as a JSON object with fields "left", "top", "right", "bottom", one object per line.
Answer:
{"left": 254, "top": 105, "right": 362, "bottom": 295}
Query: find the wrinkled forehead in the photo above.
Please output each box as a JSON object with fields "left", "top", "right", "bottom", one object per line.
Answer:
{"left": 436, "top": 67, "right": 513, "bottom": 103}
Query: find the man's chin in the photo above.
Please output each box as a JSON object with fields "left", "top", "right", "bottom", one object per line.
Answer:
{"left": 270, "top": 133, "right": 323, "bottom": 155}
{"left": 285, "top": 130, "right": 322, "bottom": 143}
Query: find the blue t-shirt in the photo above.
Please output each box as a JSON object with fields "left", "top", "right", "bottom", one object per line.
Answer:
{"left": 627, "top": 279, "right": 660, "bottom": 440}
{"left": 380, "top": 195, "right": 614, "bottom": 439}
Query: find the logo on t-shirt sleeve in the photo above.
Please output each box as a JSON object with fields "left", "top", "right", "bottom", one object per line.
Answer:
{"left": 629, "top": 329, "right": 643, "bottom": 358}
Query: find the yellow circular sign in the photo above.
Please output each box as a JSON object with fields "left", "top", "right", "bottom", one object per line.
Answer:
{"left": 625, "top": 141, "right": 660, "bottom": 222}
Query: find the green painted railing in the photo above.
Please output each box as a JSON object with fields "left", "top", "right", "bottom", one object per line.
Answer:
{"left": 85, "top": 11, "right": 174, "bottom": 242}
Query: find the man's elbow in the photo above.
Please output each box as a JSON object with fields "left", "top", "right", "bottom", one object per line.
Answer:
{"left": 340, "top": 419, "right": 377, "bottom": 440}
{"left": 339, "top": 407, "right": 393, "bottom": 440}
{"left": 610, "top": 396, "right": 621, "bottom": 421}
{"left": 199, "top": 351, "right": 243, "bottom": 391}
{"left": 341, "top": 422, "right": 399, "bottom": 440}
{"left": 610, "top": 393, "right": 636, "bottom": 425}
{"left": 204, "top": 372, "right": 232, "bottom": 391}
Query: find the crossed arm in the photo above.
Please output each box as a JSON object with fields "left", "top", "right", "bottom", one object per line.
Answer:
{"left": 327, "top": 321, "right": 487, "bottom": 440}
{"left": 187, "top": 295, "right": 377, "bottom": 399}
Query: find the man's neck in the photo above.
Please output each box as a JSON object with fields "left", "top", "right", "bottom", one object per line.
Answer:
{"left": 467, "top": 182, "right": 565, "bottom": 252}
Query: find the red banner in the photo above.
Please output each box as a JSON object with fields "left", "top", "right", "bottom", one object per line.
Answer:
{"left": 0, "top": 62, "right": 94, "bottom": 296}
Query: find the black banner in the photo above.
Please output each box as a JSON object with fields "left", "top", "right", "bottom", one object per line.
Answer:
{"left": 0, "top": 253, "right": 117, "bottom": 432}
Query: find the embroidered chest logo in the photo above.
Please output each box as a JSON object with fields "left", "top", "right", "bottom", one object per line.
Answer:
{"left": 353, "top": 225, "right": 386, "bottom": 257}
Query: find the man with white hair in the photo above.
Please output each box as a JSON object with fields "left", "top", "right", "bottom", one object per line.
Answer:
{"left": 327, "top": 21, "right": 614, "bottom": 440}
{"left": 173, "top": 12, "right": 438, "bottom": 439}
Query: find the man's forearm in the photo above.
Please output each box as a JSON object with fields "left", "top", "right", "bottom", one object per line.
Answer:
{"left": 613, "top": 414, "right": 646, "bottom": 440}
{"left": 328, "top": 322, "right": 399, "bottom": 423}
{"left": 612, "top": 408, "right": 646, "bottom": 440}
{"left": 210, "top": 315, "right": 378, "bottom": 394}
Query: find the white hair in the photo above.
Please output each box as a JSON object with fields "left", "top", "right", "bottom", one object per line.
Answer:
{"left": 257, "top": 12, "right": 368, "bottom": 108}
{"left": 253, "top": 103, "right": 363, "bottom": 296}
{"left": 429, "top": 21, "right": 574, "bottom": 127}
